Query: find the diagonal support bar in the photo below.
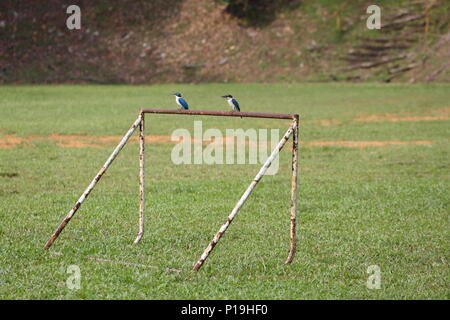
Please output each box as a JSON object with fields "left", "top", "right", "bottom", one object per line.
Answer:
{"left": 43, "top": 114, "right": 143, "bottom": 250}
{"left": 193, "top": 124, "right": 295, "bottom": 271}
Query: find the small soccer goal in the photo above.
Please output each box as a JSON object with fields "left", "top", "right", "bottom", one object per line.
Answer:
{"left": 44, "top": 109, "right": 300, "bottom": 271}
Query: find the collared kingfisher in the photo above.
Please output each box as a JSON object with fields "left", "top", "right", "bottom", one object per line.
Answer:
{"left": 171, "top": 92, "right": 189, "bottom": 110}
{"left": 221, "top": 94, "right": 242, "bottom": 118}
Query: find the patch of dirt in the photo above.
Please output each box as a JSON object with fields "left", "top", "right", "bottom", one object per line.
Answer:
{"left": 355, "top": 107, "right": 450, "bottom": 123}
{"left": 0, "top": 133, "right": 139, "bottom": 149}
{"left": 355, "top": 115, "right": 448, "bottom": 122}
{"left": 56, "top": 141, "right": 103, "bottom": 148}
{"left": 0, "top": 134, "right": 26, "bottom": 148}
{"left": 308, "top": 140, "right": 433, "bottom": 147}
{"left": 317, "top": 107, "right": 450, "bottom": 126}
{"left": 0, "top": 133, "right": 435, "bottom": 149}
{"left": 435, "top": 107, "right": 450, "bottom": 115}
{"left": 316, "top": 119, "right": 343, "bottom": 126}
{"left": 0, "top": 133, "right": 253, "bottom": 149}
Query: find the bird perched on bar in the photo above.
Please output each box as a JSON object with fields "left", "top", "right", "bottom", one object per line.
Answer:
{"left": 171, "top": 92, "right": 189, "bottom": 110}
{"left": 221, "top": 94, "right": 241, "bottom": 118}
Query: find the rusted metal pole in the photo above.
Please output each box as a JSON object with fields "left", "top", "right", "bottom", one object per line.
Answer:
{"left": 141, "top": 109, "right": 296, "bottom": 120}
{"left": 44, "top": 115, "right": 143, "bottom": 250}
{"left": 193, "top": 125, "right": 295, "bottom": 271}
{"left": 285, "top": 115, "right": 299, "bottom": 264}
{"left": 134, "top": 113, "right": 145, "bottom": 244}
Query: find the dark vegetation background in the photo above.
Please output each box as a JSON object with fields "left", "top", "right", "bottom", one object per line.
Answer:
{"left": 0, "top": 0, "right": 449, "bottom": 84}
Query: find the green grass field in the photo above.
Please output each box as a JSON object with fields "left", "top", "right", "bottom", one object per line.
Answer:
{"left": 0, "top": 83, "right": 448, "bottom": 299}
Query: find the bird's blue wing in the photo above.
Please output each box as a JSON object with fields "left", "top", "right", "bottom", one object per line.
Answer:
{"left": 231, "top": 99, "right": 240, "bottom": 111}
{"left": 179, "top": 98, "right": 189, "bottom": 109}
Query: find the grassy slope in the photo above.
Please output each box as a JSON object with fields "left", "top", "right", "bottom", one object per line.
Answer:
{"left": 0, "top": 84, "right": 449, "bottom": 299}
{"left": 2, "top": 0, "right": 449, "bottom": 84}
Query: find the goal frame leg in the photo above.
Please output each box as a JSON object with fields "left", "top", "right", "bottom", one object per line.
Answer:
{"left": 134, "top": 113, "right": 145, "bottom": 244}
{"left": 192, "top": 124, "right": 295, "bottom": 271}
{"left": 285, "top": 115, "right": 299, "bottom": 264}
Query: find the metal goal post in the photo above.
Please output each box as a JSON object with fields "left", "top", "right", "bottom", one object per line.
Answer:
{"left": 44, "top": 109, "right": 300, "bottom": 271}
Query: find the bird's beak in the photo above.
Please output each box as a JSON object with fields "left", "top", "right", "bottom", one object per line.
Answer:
{"left": 220, "top": 95, "right": 227, "bottom": 98}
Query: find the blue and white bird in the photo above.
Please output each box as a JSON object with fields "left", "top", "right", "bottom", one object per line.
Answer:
{"left": 172, "top": 92, "right": 189, "bottom": 110}
{"left": 221, "top": 94, "right": 242, "bottom": 117}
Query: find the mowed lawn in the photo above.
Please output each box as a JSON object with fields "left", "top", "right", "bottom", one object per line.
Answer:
{"left": 0, "top": 83, "right": 448, "bottom": 299}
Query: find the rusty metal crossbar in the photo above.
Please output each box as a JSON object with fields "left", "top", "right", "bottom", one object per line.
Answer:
{"left": 44, "top": 108, "right": 300, "bottom": 272}
{"left": 141, "top": 108, "right": 297, "bottom": 120}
